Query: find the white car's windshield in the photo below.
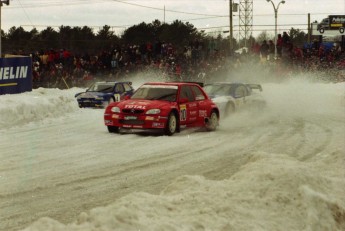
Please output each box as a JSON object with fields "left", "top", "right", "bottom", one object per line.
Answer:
{"left": 204, "top": 85, "right": 232, "bottom": 96}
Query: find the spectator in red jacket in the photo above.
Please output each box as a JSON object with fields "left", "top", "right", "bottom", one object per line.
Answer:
{"left": 276, "top": 34, "right": 283, "bottom": 58}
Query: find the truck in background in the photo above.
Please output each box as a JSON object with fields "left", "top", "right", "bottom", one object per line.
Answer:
{"left": 318, "top": 15, "right": 345, "bottom": 34}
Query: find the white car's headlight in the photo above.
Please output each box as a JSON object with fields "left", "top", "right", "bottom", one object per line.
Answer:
{"left": 111, "top": 107, "right": 121, "bottom": 113}
{"left": 146, "top": 109, "right": 161, "bottom": 114}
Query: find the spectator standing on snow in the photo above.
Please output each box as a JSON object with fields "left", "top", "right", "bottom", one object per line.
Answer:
{"left": 268, "top": 40, "right": 275, "bottom": 60}
{"left": 260, "top": 40, "right": 269, "bottom": 61}
{"left": 276, "top": 34, "right": 283, "bottom": 58}
{"left": 282, "top": 31, "right": 290, "bottom": 47}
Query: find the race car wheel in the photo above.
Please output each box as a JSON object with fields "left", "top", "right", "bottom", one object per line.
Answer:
{"left": 164, "top": 112, "right": 177, "bottom": 136}
{"left": 107, "top": 126, "right": 119, "bottom": 133}
{"left": 206, "top": 110, "right": 218, "bottom": 131}
{"left": 225, "top": 103, "right": 235, "bottom": 117}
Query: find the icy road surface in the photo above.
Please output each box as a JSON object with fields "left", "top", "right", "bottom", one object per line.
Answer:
{"left": 0, "top": 80, "right": 344, "bottom": 231}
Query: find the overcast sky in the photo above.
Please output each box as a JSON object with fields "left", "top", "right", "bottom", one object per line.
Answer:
{"left": 1, "top": 0, "right": 345, "bottom": 37}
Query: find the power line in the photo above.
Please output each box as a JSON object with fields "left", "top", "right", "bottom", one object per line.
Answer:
{"left": 4, "top": 0, "right": 342, "bottom": 17}
{"left": 16, "top": 0, "right": 34, "bottom": 26}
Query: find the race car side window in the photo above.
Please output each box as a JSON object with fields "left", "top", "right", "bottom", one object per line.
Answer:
{"left": 123, "top": 83, "right": 133, "bottom": 91}
{"left": 115, "top": 84, "right": 124, "bottom": 93}
{"left": 180, "top": 85, "right": 195, "bottom": 102}
{"left": 245, "top": 86, "right": 252, "bottom": 96}
{"left": 191, "top": 86, "right": 205, "bottom": 101}
{"left": 234, "top": 86, "right": 246, "bottom": 98}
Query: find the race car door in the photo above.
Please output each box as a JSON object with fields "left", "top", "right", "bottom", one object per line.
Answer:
{"left": 234, "top": 85, "right": 248, "bottom": 107}
{"left": 190, "top": 85, "right": 208, "bottom": 124}
{"left": 179, "top": 85, "right": 199, "bottom": 126}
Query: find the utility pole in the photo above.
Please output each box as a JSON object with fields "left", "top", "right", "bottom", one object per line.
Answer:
{"left": 229, "top": 0, "right": 233, "bottom": 53}
{"left": 307, "top": 13, "right": 311, "bottom": 44}
{"left": 0, "top": 0, "right": 10, "bottom": 58}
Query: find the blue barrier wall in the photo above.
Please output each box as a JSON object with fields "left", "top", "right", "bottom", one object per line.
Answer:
{"left": 0, "top": 57, "right": 32, "bottom": 95}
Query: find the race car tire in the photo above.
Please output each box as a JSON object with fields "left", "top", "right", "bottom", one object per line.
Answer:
{"left": 206, "top": 110, "right": 218, "bottom": 131}
{"left": 164, "top": 112, "right": 177, "bottom": 136}
{"left": 107, "top": 126, "right": 119, "bottom": 133}
{"left": 225, "top": 103, "right": 235, "bottom": 117}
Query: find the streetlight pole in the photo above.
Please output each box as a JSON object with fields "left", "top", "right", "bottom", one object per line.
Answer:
{"left": 266, "top": 0, "right": 285, "bottom": 60}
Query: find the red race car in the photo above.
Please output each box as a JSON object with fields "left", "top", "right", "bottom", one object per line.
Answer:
{"left": 104, "top": 82, "right": 220, "bottom": 135}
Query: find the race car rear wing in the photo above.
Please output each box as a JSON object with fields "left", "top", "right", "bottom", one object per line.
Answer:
{"left": 246, "top": 84, "right": 262, "bottom": 92}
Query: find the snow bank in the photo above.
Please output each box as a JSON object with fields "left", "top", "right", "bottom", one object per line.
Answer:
{"left": 0, "top": 88, "right": 83, "bottom": 129}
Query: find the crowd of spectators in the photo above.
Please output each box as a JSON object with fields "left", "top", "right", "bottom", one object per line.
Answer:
{"left": 26, "top": 32, "right": 345, "bottom": 89}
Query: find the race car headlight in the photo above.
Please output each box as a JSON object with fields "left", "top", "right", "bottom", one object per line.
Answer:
{"left": 146, "top": 109, "right": 161, "bottom": 114}
{"left": 111, "top": 107, "right": 121, "bottom": 113}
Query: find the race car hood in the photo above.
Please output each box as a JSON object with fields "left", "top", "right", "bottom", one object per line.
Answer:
{"left": 115, "top": 99, "right": 172, "bottom": 111}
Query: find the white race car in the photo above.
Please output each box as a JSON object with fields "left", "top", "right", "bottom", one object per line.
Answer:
{"left": 203, "top": 82, "right": 266, "bottom": 117}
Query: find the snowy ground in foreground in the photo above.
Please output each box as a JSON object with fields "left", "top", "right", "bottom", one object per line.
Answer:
{"left": 0, "top": 79, "right": 344, "bottom": 231}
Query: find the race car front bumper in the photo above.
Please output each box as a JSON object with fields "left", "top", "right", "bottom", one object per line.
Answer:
{"left": 104, "top": 113, "right": 168, "bottom": 129}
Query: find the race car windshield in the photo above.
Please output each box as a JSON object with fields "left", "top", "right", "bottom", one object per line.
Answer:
{"left": 131, "top": 86, "right": 177, "bottom": 102}
{"left": 204, "top": 85, "right": 232, "bottom": 96}
{"left": 88, "top": 84, "right": 114, "bottom": 92}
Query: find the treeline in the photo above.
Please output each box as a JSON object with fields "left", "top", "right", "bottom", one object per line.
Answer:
{"left": 2, "top": 19, "right": 310, "bottom": 56}
{"left": 2, "top": 19, "right": 234, "bottom": 55}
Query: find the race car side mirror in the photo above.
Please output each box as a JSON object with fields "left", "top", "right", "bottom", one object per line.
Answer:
{"left": 124, "top": 95, "right": 131, "bottom": 100}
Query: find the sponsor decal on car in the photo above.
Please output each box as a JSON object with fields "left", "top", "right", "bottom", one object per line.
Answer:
{"left": 124, "top": 105, "right": 147, "bottom": 109}
{"left": 180, "top": 104, "right": 187, "bottom": 121}
{"left": 190, "top": 111, "right": 197, "bottom": 116}
{"left": 152, "top": 122, "right": 164, "bottom": 128}
{"left": 199, "top": 110, "right": 207, "bottom": 117}
{"left": 145, "top": 116, "right": 154, "bottom": 121}
{"left": 190, "top": 117, "right": 197, "bottom": 121}
{"left": 112, "top": 114, "right": 119, "bottom": 119}
{"left": 124, "top": 116, "right": 137, "bottom": 120}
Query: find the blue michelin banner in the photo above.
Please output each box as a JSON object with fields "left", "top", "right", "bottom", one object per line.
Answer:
{"left": 0, "top": 56, "right": 32, "bottom": 95}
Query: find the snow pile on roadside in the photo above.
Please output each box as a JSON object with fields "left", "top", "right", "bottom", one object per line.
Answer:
{"left": 20, "top": 151, "right": 345, "bottom": 231}
{"left": 0, "top": 88, "right": 83, "bottom": 129}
